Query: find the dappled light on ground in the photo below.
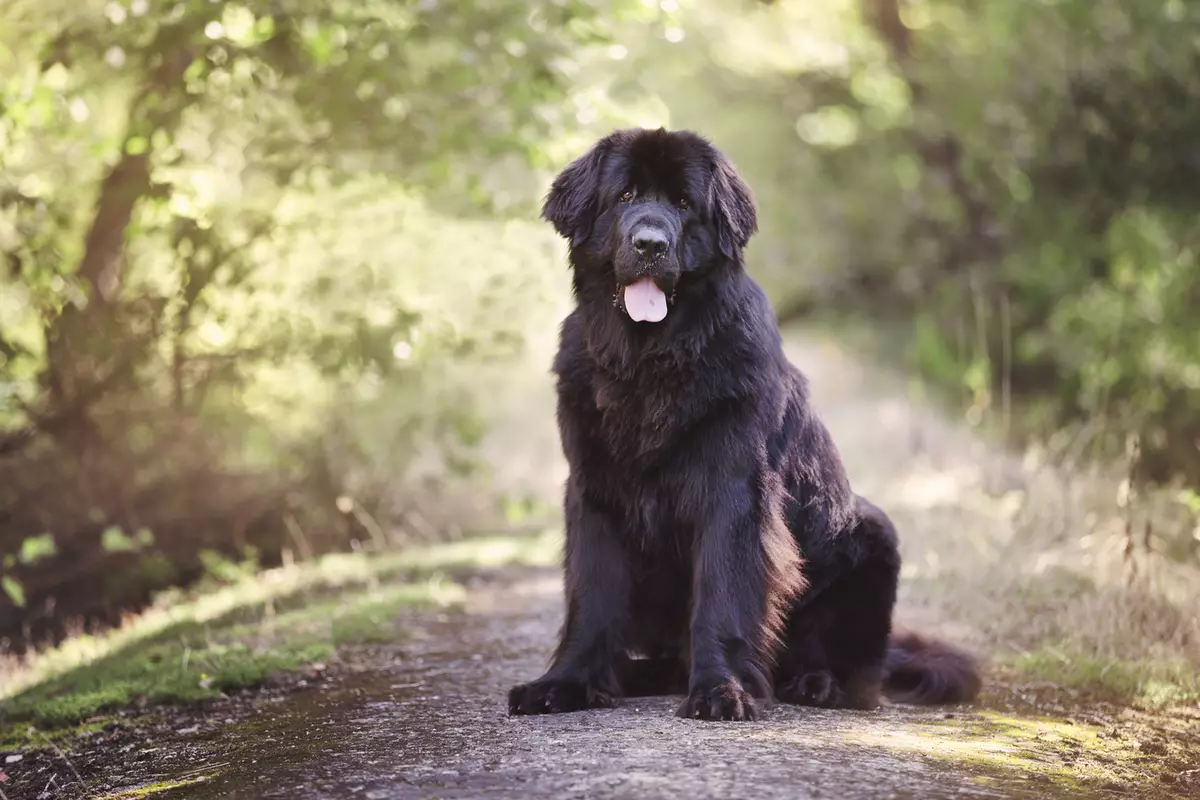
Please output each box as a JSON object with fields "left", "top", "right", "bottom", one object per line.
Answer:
{"left": 846, "top": 710, "right": 1197, "bottom": 793}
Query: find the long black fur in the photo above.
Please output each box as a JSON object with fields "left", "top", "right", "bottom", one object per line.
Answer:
{"left": 507, "top": 128, "right": 982, "bottom": 721}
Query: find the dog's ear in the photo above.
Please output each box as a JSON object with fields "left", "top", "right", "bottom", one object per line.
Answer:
{"left": 710, "top": 153, "right": 758, "bottom": 260}
{"left": 541, "top": 139, "right": 609, "bottom": 245}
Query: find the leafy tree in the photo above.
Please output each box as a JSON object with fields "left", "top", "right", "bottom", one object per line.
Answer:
{"left": 0, "top": 0, "right": 649, "bottom": 644}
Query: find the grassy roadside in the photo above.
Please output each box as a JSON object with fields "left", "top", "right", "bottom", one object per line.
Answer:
{"left": 779, "top": 318, "right": 1200, "bottom": 714}
{"left": 0, "top": 527, "right": 562, "bottom": 739}
{"left": 998, "top": 649, "right": 1200, "bottom": 710}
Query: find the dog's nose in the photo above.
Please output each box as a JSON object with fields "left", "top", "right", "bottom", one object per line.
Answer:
{"left": 632, "top": 227, "right": 668, "bottom": 257}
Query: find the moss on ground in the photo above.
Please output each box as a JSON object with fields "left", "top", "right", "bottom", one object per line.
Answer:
{"left": 0, "top": 717, "right": 113, "bottom": 751}
{"left": 0, "top": 528, "right": 561, "bottom": 732}
{"left": 850, "top": 707, "right": 1196, "bottom": 796}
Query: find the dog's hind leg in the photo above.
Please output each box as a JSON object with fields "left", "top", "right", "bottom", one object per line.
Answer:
{"left": 775, "top": 498, "right": 901, "bottom": 710}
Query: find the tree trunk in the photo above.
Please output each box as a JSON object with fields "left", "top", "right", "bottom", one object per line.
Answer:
{"left": 42, "top": 36, "right": 200, "bottom": 435}
{"left": 861, "top": 0, "right": 1002, "bottom": 272}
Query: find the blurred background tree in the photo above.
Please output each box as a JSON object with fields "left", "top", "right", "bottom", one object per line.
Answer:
{"left": 2, "top": 0, "right": 1198, "bottom": 649}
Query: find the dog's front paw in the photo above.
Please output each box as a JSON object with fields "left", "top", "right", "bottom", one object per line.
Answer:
{"left": 675, "top": 679, "right": 757, "bottom": 722}
{"left": 508, "top": 678, "right": 616, "bottom": 716}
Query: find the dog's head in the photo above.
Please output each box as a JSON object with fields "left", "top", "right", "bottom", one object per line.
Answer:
{"left": 542, "top": 128, "right": 757, "bottom": 323}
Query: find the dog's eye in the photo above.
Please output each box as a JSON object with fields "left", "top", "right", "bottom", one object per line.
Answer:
{"left": 677, "top": 198, "right": 688, "bottom": 209}
{"left": 620, "top": 190, "right": 635, "bottom": 202}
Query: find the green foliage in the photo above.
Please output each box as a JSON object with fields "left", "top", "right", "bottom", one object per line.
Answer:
{"left": 2, "top": 574, "right": 25, "bottom": 608}
{"left": 101, "top": 526, "right": 138, "bottom": 552}
{"left": 0, "top": 0, "right": 646, "bottom": 640}
{"left": 18, "top": 533, "right": 56, "bottom": 564}
{"left": 638, "top": 2, "right": 1200, "bottom": 558}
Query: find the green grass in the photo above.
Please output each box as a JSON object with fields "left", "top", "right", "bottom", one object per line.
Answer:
{"left": 1004, "top": 647, "right": 1200, "bottom": 710}
{"left": 0, "top": 528, "right": 562, "bottom": 732}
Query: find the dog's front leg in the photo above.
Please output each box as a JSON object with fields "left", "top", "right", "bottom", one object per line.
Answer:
{"left": 677, "top": 480, "right": 787, "bottom": 722}
{"left": 508, "top": 483, "right": 630, "bottom": 715}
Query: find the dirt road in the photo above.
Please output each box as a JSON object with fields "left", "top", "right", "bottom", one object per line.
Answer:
{"left": 74, "top": 559, "right": 1181, "bottom": 800}
{"left": 162, "top": 571, "right": 1060, "bottom": 800}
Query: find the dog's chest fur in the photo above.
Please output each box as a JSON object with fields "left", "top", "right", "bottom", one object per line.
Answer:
{"left": 588, "top": 361, "right": 692, "bottom": 461}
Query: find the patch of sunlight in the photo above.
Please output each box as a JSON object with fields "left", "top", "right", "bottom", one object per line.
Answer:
{"left": 844, "top": 715, "right": 1096, "bottom": 787}
{"left": 751, "top": 707, "right": 1158, "bottom": 790}
{"left": 699, "top": 0, "right": 859, "bottom": 77}
{"left": 401, "top": 527, "right": 562, "bottom": 572}
{"left": 886, "top": 467, "right": 979, "bottom": 511}
{"left": 240, "top": 577, "right": 467, "bottom": 647}
{"left": 962, "top": 712, "right": 1103, "bottom": 744}
{"left": 95, "top": 774, "right": 213, "bottom": 799}
{"left": 854, "top": 727, "right": 1028, "bottom": 761}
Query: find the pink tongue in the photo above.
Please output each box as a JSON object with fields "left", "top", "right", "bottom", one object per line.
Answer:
{"left": 623, "top": 277, "right": 668, "bottom": 323}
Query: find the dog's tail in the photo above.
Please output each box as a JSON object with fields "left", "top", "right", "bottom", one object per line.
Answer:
{"left": 881, "top": 629, "right": 982, "bottom": 705}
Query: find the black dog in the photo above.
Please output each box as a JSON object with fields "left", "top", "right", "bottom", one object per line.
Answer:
{"left": 508, "top": 128, "right": 981, "bottom": 721}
